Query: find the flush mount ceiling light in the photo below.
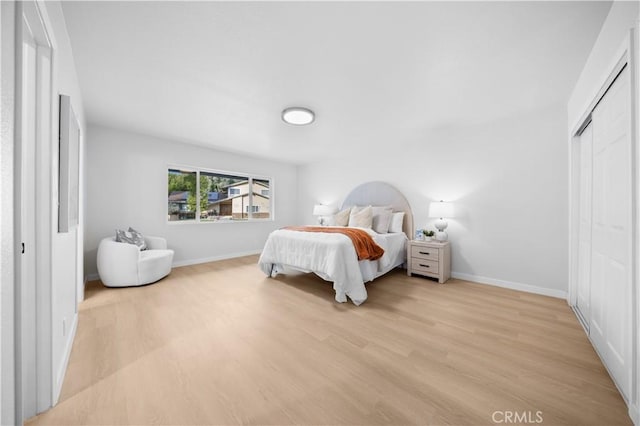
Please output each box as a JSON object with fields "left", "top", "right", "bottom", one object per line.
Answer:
{"left": 282, "top": 107, "right": 315, "bottom": 126}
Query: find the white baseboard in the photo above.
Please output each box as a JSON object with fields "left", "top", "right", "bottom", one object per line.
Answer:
{"left": 172, "top": 250, "right": 262, "bottom": 268}
{"left": 84, "top": 250, "right": 262, "bottom": 283}
{"left": 451, "top": 272, "right": 567, "bottom": 299}
{"left": 85, "top": 272, "right": 99, "bottom": 282}
{"left": 53, "top": 312, "right": 78, "bottom": 405}
{"left": 629, "top": 403, "right": 639, "bottom": 425}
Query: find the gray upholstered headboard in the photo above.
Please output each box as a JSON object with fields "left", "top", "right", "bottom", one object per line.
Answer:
{"left": 340, "top": 181, "right": 414, "bottom": 238}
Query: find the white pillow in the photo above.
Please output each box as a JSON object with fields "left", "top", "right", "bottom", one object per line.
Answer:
{"left": 388, "top": 212, "right": 405, "bottom": 233}
{"left": 371, "top": 206, "right": 393, "bottom": 233}
{"left": 349, "top": 205, "right": 373, "bottom": 228}
{"left": 332, "top": 207, "right": 351, "bottom": 226}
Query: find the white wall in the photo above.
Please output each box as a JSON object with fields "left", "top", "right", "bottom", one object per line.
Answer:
{"left": 84, "top": 125, "right": 299, "bottom": 277}
{"left": 567, "top": 2, "right": 640, "bottom": 423}
{"left": 1, "top": 2, "right": 16, "bottom": 423}
{"left": 45, "top": 0, "right": 87, "bottom": 404}
{"left": 298, "top": 102, "right": 569, "bottom": 298}
{"left": 568, "top": 1, "right": 639, "bottom": 129}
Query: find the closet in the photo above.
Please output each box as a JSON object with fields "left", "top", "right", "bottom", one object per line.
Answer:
{"left": 573, "top": 64, "right": 632, "bottom": 401}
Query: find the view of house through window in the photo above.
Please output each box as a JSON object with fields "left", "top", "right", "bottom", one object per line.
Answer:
{"left": 167, "top": 169, "right": 197, "bottom": 221}
{"left": 251, "top": 178, "right": 270, "bottom": 219}
{"left": 168, "top": 168, "right": 272, "bottom": 222}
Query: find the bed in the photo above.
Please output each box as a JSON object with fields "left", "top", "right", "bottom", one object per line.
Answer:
{"left": 258, "top": 181, "right": 413, "bottom": 305}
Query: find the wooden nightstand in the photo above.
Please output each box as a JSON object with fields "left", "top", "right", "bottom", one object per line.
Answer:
{"left": 407, "top": 240, "right": 451, "bottom": 283}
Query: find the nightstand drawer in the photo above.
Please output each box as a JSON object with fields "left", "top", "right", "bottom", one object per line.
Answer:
{"left": 410, "top": 246, "right": 440, "bottom": 261}
{"left": 410, "top": 258, "right": 439, "bottom": 275}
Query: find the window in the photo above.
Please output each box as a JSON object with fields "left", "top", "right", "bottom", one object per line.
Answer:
{"left": 253, "top": 179, "right": 271, "bottom": 219}
{"left": 167, "top": 169, "right": 197, "bottom": 221}
{"left": 167, "top": 167, "right": 272, "bottom": 222}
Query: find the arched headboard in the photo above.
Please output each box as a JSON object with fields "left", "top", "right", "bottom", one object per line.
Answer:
{"left": 340, "top": 181, "right": 414, "bottom": 238}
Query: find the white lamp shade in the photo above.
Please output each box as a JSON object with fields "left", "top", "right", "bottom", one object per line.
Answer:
{"left": 313, "top": 204, "right": 337, "bottom": 216}
{"left": 429, "top": 201, "right": 454, "bottom": 218}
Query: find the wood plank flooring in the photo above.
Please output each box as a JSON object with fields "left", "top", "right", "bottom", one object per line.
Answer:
{"left": 28, "top": 255, "right": 632, "bottom": 425}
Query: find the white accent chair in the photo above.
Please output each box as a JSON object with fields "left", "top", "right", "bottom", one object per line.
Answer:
{"left": 97, "top": 235, "right": 174, "bottom": 287}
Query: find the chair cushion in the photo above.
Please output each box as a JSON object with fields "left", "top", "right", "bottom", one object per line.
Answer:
{"left": 138, "top": 249, "right": 174, "bottom": 285}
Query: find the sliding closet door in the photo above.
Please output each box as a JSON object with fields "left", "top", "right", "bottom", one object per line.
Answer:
{"left": 590, "top": 66, "right": 631, "bottom": 400}
{"left": 576, "top": 122, "right": 592, "bottom": 326}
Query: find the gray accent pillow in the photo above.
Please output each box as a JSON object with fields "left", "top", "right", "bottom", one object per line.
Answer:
{"left": 372, "top": 207, "right": 393, "bottom": 234}
{"left": 115, "top": 227, "right": 147, "bottom": 250}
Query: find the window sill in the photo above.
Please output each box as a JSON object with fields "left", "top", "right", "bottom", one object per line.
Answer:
{"left": 167, "top": 218, "right": 275, "bottom": 225}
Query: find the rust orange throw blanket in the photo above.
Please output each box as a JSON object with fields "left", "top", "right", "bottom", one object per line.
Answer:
{"left": 283, "top": 226, "right": 385, "bottom": 261}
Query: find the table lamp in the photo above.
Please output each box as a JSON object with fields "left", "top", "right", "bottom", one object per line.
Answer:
{"left": 313, "top": 204, "right": 337, "bottom": 226}
{"left": 429, "top": 200, "right": 454, "bottom": 241}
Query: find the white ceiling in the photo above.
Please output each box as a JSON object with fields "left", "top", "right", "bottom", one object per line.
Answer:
{"left": 61, "top": 1, "right": 611, "bottom": 164}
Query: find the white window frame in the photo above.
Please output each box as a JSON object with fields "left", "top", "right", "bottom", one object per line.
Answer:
{"left": 167, "top": 164, "right": 274, "bottom": 224}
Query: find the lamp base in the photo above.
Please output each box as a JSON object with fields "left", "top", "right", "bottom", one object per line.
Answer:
{"left": 435, "top": 231, "right": 448, "bottom": 242}
{"left": 434, "top": 218, "right": 449, "bottom": 241}
{"left": 434, "top": 218, "right": 448, "bottom": 232}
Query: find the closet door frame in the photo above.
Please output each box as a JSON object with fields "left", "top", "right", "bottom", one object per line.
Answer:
{"left": 568, "top": 29, "right": 638, "bottom": 418}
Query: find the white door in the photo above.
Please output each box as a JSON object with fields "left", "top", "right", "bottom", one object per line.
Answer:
{"left": 16, "top": 1, "right": 55, "bottom": 420}
{"left": 589, "top": 65, "right": 632, "bottom": 400}
{"left": 576, "top": 122, "right": 592, "bottom": 326}
{"left": 19, "top": 14, "right": 39, "bottom": 420}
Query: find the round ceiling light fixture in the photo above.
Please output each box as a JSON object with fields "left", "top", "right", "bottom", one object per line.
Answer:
{"left": 282, "top": 107, "right": 315, "bottom": 126}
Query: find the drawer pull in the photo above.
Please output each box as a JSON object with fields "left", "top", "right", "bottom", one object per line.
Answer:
{"left": 419, "top": 251, "right": 430, "bottom": 255}
{"left": 419, "top": 264, "right": 430, "bottom": 268}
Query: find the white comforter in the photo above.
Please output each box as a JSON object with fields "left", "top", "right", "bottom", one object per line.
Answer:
{"left": 258, "top": 227, "right": 407, "bottom": 305}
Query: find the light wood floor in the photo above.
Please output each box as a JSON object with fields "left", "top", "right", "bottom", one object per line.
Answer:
{"left": 28, "top": 255, "right": 631, "bottom": 425}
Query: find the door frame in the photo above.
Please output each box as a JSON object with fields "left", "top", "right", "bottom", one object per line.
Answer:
{"left": 14, "top": 0, "right": 57, "bottom": 422}
{"left": 568, "top": 30, "right": 637, "bottom": 419}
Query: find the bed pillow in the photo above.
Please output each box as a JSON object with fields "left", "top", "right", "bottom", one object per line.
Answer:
{"left": 115, "top": 227, "right": 147, "bottom": 250}
{"left": 348, "top": 205, "right": 373, "bottom": 228}
{"left": 371, "top": 206, "right": 393, "bottom": 234}
{"left": 331, "top": 207, "right": 351, "bottom": 226}
{"left": 388, "top": 212, "right": 405, "bottom": 233}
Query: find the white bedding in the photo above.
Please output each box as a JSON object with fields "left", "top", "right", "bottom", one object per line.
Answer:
{"left": 258, "top": 227, "right": 408, "bottom": 305}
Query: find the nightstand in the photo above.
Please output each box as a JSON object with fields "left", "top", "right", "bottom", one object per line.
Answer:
{"left": 407, "top": 240, "right": 451, "bottom": 283}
